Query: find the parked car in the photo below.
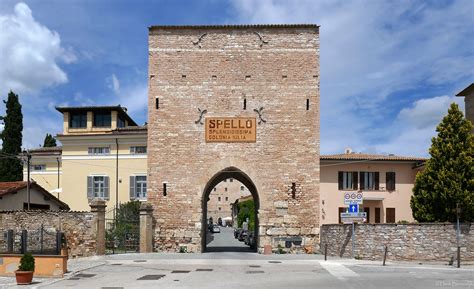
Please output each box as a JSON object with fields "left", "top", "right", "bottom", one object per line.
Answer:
{"left": 212, "top": 225, "right": 220, "bottom": 233}
{"left": 208, "top": 224, "right": 214, "bottom": 233}
{"left": 238, "top": 230, "right": 248, "bottom": 241}
{"left": 234, "top": 228, "right": 241, "bottom": 239}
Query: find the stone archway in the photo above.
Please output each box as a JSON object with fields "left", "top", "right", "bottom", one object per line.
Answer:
{"left": 201, "top": 167, "right": 259, "bottom": 252}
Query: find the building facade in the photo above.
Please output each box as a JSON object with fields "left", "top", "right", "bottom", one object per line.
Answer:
{"left": 147, "top": 24, "right": 321, "bottom": 253}
{"left": 456, "top": 83, "right": 474, "bottom": 132}
{"left": 207, "top": 178, "right": 251, "bottom": 224}
{"left": 320, "top": 150, "right": 425, "bottom": 224}
{"left": 0, "top": 181, "right": 69, "bottom": 211}
{"left": 24, "top": 106, "right": 147, "bottom": 212}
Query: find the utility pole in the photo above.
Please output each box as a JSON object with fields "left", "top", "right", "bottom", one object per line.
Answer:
{"left": 23, "top": 150, "right": 31, "bottom": 210}
{"left": 56, "top": 157, "right": 60, "bottom": 200}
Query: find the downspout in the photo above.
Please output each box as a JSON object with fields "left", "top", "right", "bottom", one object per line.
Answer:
{"left": 115, "top": 138, "right": 119, "bottom": 217}
{"left": 57, "top": 156, "right": 60, "bottom": 200}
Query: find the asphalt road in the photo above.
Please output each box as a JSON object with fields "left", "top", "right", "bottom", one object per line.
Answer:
{"left": 206, "top": 226, "right": 252, "bottom": 252}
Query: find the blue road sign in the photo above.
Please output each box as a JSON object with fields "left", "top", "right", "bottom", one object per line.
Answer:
{"left": 349, "top": 204, "right": 359, "bottom": 213}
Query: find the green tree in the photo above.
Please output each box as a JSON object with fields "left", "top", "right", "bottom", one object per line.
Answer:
{"left": 0, "top": 91, "right": 23, "bottom": 182}
{"left": 237, "top": 199, "right": 255, "bottom": 230}
{"left": 106, "top": 201, "right": 140, "bottom": 252}
{"left": 410, "top": 103, "right": 474, "bottom": 222}
{"left": 43, "top": 133, "right": 57, "bottom": 147}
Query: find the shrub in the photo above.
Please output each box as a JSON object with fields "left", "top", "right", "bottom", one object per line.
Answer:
{"left": 18, "top": 253, "right": 35, "bottom": 272}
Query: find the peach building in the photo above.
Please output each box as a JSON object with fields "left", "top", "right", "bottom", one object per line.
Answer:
{"left": 207, "top": 179, "right": 251, "bottom": 224}
{"left": 320, "top": 149, "right": 425, "bottom": 224}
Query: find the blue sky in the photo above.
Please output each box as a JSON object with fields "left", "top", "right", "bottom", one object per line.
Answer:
{"left": 0, "top": 0, "right": 472, "bottom": 156}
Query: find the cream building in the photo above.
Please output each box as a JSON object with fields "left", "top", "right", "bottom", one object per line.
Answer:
{"left": 320, "top": 150, "right": 425, "bottom": 224}
{"left": 24, "top": 105, "right": 147, "bottom": 212}
{"left": 207, "top": 179, "right": 251, "bottom": 224}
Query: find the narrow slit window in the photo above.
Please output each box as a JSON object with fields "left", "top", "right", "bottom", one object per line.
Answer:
{"left": 212, "top": 75, "right": 217, "bottom": 80}
{"left": 306, "top": 99, "right": 310, "bottom": 110}
{"left": 291, "top": 182, "right": 296, "bottom": 199}
{"left": 163, "top": 183, "right": 167, "bottom": 196}
{"left": 282, "top": 75, "right": 287, "bottom": 79}
{"left": 243, "top": 98, "right": 247, "bottom": 110}
{"left": 181, "top": 75, "right": 186, "bottom": 79}
{"left": 155, "top": 98, "right": 159, "bottom": 110}
{"left": 245, "top": 75, "right": 251, "bottom": 80}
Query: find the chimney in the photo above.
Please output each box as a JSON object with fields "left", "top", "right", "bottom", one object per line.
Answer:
{"left": 344, "top": 147, "right": 352, "bottom": 154}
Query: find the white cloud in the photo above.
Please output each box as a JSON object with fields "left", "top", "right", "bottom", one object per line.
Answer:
{"left": 231, "top": 0, "right": 474, "bottom": 155}
{"left": 107, "top": 74, "right": 121, "bottom": 95}
{"left": 105, "top": 73, "right": 147, "bottom": 123}
{"left": 0, "top": 2, "right": 76, "bottom": 96}
{"left": 377, "top": 96, "right": 465, "bottom": 156}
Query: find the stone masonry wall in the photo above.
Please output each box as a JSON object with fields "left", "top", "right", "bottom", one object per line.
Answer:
{"left": 320, "top": 223, "right": 473, "bottom": 262}
{"left": 148, "top": 25, "right": 320, "bottom": 253}
{"left": 0, "top": 210, "right": 96, "bottom": 258}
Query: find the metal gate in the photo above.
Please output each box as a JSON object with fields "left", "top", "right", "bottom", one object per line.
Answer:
{"left": 105, "top": 207, "right": 140, "bottom": 254}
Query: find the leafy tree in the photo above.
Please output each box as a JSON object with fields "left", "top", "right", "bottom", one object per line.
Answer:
{"left": 43, "top": 133, "right": 57, "bottom": 147}
{"left": 237, "top": 199, "right": 255, "bottom": 230}
{"left": 0, "top": 91, "right": 23, "bottom": 182}
{"left": 410, "top": 103, "right": 474, "bottom": 222}
{"left": 106, "top": 201, "right": 140, "bottom": 252}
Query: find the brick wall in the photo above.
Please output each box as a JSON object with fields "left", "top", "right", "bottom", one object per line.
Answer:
{"left": 0, "top": 210, "right": 97, "bottom": 258}
{"left": 148, "top": 25, "right": 320, "bottom": 253}
{"left": 320, "top": 223, "right": 473, "bottom": 261}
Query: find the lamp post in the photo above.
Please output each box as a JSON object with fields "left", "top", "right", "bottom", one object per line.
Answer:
{"left": 456, "top": 203, "right": 461, "bottom": 268}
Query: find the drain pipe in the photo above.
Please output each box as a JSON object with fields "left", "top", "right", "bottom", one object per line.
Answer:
{"left": 115, "top": 138, "right": 119, "bottom": 218}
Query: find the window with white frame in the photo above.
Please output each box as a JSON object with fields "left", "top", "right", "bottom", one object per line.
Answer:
{"left": 87, "top": 176, "right": 109, "bottom": 199}
{"left": 130, "top": 175, "right": 147, "bottom": 200}
{"left": 88, "top": 147, "right": 110, "bottom": 155}
{"left": 32, "top": 164, "right": 46, "bottom": 171}
{"left": 130, "top": 146, "right": 147, "bottom": 154}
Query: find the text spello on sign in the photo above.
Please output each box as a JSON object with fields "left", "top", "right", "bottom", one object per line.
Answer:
{"left": 205, "top": 117, "right": 257, "bottom": 142}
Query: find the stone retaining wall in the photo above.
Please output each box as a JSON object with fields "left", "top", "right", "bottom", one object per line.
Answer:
{"left": 0, "top": 210, "right": 97, "bottom": 258}
{"left": 320, "top": 223, "right": 473, "bottom": 262}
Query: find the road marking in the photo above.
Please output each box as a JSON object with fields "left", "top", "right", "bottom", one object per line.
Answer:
{"left": 319, "top": 261, "right": 359, "bottom": 280}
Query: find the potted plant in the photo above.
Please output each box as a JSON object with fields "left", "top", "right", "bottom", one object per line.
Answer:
{"left": 15, "top": 253, "right": 35, "bottom": 285}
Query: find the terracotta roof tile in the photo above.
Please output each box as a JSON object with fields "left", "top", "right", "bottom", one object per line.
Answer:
{"left": 0, "top": 181, "right": 27, "bottom": 196}
{"left": 320, "top": 153, "right": 426, "bottom": 162}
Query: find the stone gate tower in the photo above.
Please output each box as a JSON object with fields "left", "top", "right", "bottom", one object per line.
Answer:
{"left": 148, "top": 24, "right": 320, "bottom": 253}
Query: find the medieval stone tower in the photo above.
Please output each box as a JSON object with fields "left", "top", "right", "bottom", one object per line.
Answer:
{"left": 147, "top": 24, "right": 320, "bottom": 253}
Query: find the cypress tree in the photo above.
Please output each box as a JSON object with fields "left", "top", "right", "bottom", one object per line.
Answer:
{"left": 0, "top": 91, "right": 24, "bottom": 181}
{"left": 43, "top": 133, "right": 57, "bottom": 147}
{"left": 410, "top": 103, "right": 474, "bottom": 222}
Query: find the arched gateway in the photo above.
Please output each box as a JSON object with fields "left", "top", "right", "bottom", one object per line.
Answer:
{"left": 148, "top": 24, "right": 320, "bottom": 253}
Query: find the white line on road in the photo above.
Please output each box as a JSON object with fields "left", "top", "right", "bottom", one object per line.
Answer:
{"left": 319, "top": 261, "right": 359, "bottom": 280}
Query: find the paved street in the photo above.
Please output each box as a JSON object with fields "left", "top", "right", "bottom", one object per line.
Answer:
{"left": 2, "top": 253, "right": 472, "bottom": 289}
{"left": 206, "top": 226, "right": 252, "bottom": 252}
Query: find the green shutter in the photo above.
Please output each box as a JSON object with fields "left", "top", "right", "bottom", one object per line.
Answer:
{"left": 130, "top": 176, "right": 136, "bottom": 200}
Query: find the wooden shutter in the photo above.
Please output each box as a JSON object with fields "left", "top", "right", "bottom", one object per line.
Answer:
{"left": 104, "top": 176, "right": 110, "bottom": 200}
{"left": 130, "top": 176, "right": 136, "bottom": 200}
{"left": 87, "top": 176, "right": 94, "bottom": 199}
{"left": 374, "top": 172, "right": 380, "bottom": 190}
{"left": 352, "top": 172, "right": 358, "bottom": 190}
{"left": 365, "top": 207, "right": 370, "bottom": 223}
{"left": 359, "top": 172, "right": 365, "bottom": 190}
{"left": 338, "top": 172, "right": 343, "bottom": 190}
{"left": 386, "top": 208, "right": 395, "bottom": 223}
{"left": 386, "top": 172, "right": 396, "bottom": 191}
{"left": 375, "top": 208, "right": 381, "bottom": 223}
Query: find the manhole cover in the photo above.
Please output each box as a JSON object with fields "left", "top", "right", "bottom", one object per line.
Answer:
{"left": 111, "top": 264, "right": 122, "bottom": 266}
{"left": 75, "top": 273, "right": 96, "bottom": 278}
{"left": 268, "top": 261, "right": 282, "bottom": 264}
{"left": 249, "top": 265, "right": 261, "bottom": 268}
{"left": 68, "top": 277, "right": 80, "bottom": 280}
{"left": 101, "top": 287, "right": 124, "bottom": 289}
{"left": 171, "top": 270, "right": 190, "bottom": 273}
{"left": 137, "top": 274, "right": 166, "bottom": 280}
{"left": 196, "top": 269, "right": 213, "bottom": 271}
{"left": 134, "top": 260, "right": 147, "bottom": 263}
